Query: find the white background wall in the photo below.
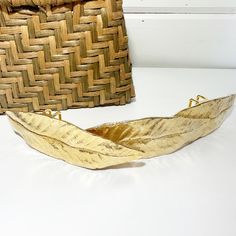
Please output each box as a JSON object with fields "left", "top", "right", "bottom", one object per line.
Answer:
{"left": 123, "top": 0, "right": 236, "bottom": 68}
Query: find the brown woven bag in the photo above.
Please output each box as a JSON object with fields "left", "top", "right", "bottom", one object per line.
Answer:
{"left": 0, "top": 0, "right": 135, "bottom": 114}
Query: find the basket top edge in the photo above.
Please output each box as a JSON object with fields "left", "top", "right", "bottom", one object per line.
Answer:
{"left": 1, "top": 0, "right": 87, "bottom": 7}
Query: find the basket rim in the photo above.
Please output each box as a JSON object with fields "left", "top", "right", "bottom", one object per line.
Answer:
{"left": 1, "top": 0, "right": 86, "bottom": 7}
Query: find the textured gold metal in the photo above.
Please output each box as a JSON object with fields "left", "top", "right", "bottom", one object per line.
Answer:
{"left": 189, "top": 95, "right": 208, "bottom": 108}
{"left": 189, "top": 98, "right": 199, "bottom": 108}
{"left": 43, "top": 109, "right": 62, "bottom": 120}
{"left": 6, "top": 94, "right": 235, "bottom": 169}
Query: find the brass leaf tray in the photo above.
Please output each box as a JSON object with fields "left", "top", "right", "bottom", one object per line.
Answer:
{"left": 6, "top": 94, "right": 235, "bottom": 169}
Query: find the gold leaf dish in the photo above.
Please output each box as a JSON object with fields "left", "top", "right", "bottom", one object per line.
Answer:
{"left": 6, "top": 95, "right": 235, "bottom": 169}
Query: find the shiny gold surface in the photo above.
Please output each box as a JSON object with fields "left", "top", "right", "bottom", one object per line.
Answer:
{"left": 6, "top": 95, "right": 235, "bottom": 169}
{"left": 188, "top": 95, "right": 208, "bottom": 108}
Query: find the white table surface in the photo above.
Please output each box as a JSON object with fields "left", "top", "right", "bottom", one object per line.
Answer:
{"left": 0, "top": 68, "right": 236, "bottom": 236}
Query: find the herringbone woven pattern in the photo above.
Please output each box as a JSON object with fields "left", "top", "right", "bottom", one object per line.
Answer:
{"left": 0, "top": 0, "right": 135, "bottom": 114}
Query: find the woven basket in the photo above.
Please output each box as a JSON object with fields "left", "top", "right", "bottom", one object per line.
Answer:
{"left": 0, "top": 0, "right": 135, "bottom": 114}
